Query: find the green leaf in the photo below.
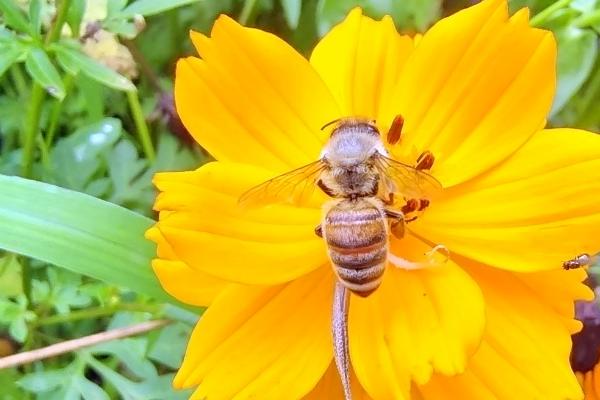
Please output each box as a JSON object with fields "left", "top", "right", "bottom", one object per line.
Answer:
{"left": 0, "top": 369, "right": 27, "bottom": 400}
{"left": 107, "top": 0, "right": 128, "bottom": 17}
{"left": 90, "top": 338, "right": 157, "bottom": 379}
{"left": 17, "top": 369, "right": 66, "bottom": 392}
{"left": 0, "top": 0, "right": 31, "bottom": 33}
{"left": 66, "top": 0, "right": 87, "bottom": 36}
{"left": 281, "top": 0, "right": 302, "bottom": 29}
{"left": 52, "top": 44, "right": 135, "bottom": 91}
{"left": 0, "top": 253, "right": 23, "bottom": 297}
{"left": 148, "top": 323, "right": 190, "bottom": 369}
{"left": 48, "top": 118, "right": 122, "bottom": 192}
{"left": 120, "top": 0, "right": 202, "bottom": 17}
{"left": 76, "top": 377, "right": 109, "bottom": 400}
{"left": 551, "top": 26, "right": 599, "bottom": 115}
{"left": 0, "top": 174, "right": 175, "bottom": 304}
{"left": 315, "top": 0, "right": 441, "bottom": 36}
{"left": 25, "top": 48, "right": 66, "bottom": 100}
{"left": 29, "top": 0, "right": 43, "bottom": 37}
{"left": 0, "top": 42, "right": 28, "bottom": 79}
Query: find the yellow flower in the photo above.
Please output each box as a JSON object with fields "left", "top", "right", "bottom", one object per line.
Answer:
{"left": 146, "top": 0, "right": 600, "bottom": 398}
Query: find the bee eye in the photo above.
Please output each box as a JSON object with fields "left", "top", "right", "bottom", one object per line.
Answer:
{"left": 365, "top": 124, "right": 380, "bottom": 136}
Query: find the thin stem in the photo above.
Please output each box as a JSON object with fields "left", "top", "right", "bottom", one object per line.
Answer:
{"left": 33, "top": 303, "right": 161, "bottom": 327}
{"left": 126, "top": 90, "right": 156, "bottom": 161}
{"left": 530, "top": 0, "right": 571, "bottom": 27}
{"left": 21, "top": 258, "right": 33, "bottom": 307}
{"left": 239, "top": 0, "right": 259, "bottom": 25}
{"left": 21, "top": 83, "right": 45, "bottom": 178}
{"left": 122, "top": 39, "right": 161, "bottom": 91}
{"left": 9, "top": 65, "right": 27, "bottom": 96}
{"left": 578, "top": 59, "right": 600, "bottom": 126}
{"left": 21, "top": 0, "right": 74, "bottom": 178}
{"left": 45, "top": 0, "right": 73, "bottom": 45}
{"left": 36, "top": 135, "right": 51, "bottom": 169}
{"left": 574, "top": 9, "right": 600, "bottom": 28}
{"left": 0, "top": 320, "right": 170, "bottom": 370}
{"left": 45, "top": 73, "right": 75, "bottom": 147}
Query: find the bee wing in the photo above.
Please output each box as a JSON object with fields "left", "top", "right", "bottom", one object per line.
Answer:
{"left": 238, "top": 160, "right": 328, "bottom": 208}
{"left": 374, "top": 154, "right": 442, "bottom": 200}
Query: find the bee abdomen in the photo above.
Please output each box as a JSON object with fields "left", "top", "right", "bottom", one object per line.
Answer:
{"left": 324, "top": 201, "right": 388, "bottom": 297}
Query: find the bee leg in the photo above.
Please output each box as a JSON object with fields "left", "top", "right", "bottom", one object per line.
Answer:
{"left": 385, "top": 209, "right": 405, "bottom": 239}
{"left": 332, "top": 281, "right": 352, "bottom": 400}
{"left": 314, "top": 224, "right": 323, "bottom": 238}
{"left": 317, "top": 179, "right": 336, "bottom": 197}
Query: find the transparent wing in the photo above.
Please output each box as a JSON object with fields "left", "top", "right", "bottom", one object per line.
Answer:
{"left": 373, "top": 154, "right": 442, "bottom": 200}
{"left": 238, "top": 160, "right": 328, "bottom": 208}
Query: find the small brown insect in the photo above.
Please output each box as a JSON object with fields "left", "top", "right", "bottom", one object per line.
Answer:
{"left": 563, "top": 253, "right": 595, "bottom": 270}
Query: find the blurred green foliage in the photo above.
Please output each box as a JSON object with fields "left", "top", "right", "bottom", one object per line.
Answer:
{"left": 0, "top": 0, "right": 599, "bottom": 398}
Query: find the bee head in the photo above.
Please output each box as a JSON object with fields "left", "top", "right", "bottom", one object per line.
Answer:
{"left": 320, "top": 117, "right": 386, "bottom": 167}
{"left": 321, "top": 117, "right": 380, "bottom": 138}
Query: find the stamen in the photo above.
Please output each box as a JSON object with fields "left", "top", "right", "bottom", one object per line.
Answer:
{"left": 416, "top": 151, "right": 435, "bottom": 170}
{"left": 388, "top": 245, "right": 450, "bottom": 271}
{"left": 401, "top": 198, "right": 419, "bottom": 214}
{"left": 387, "top": 115, "right": 404, "bottom": 145}
{"left": 425, "top": 244, "right": 450, "bottom": 264}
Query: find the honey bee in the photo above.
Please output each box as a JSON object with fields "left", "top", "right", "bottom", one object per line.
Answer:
{"left": 239, "top": 116, "right": 441, "bottom": 400}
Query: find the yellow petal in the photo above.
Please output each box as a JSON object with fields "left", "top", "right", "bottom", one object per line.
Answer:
{"left": 515, "top": 267, "right": 592, "bottom": 333}
{"left": 302, "top": 362, "right": 373, "bottom": 400}
{"left": 349, "top": 235, "right": 485, "bottom": 399}
{"left": 310, "top": 8, "right": 414, "bottom": 120}
{"left": 418, "top": 263, "right": 584, "bottom": 399}
{"left": 380, "top": 0, "right": 556, "bottom": 186}
{"left": 414, "top": 128, "right": 600, "bottom": 272}
{"left": 151, "top": 259, "right": 226, "bottom": 307}
{"left": 150, "top": 162, "right": 327, "bottom": 285}
{"left": 175, "top": 267, "right": 333, "bottom": 400}
{"left": 175, "top": 16, "right": 340, "bottom": 172}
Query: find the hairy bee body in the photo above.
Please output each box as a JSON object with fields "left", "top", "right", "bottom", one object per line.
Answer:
{"left": 323, "top": 198, "right": 387, "bottom": 297}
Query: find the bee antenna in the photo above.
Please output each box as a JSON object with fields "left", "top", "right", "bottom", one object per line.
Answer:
{"left": 320, "top": 118, "right": 343, "bottom": 131}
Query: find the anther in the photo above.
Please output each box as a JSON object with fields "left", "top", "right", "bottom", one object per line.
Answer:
{"left": 386, "top": 115, "right": 404, "bottom": 145}
{"left": 416, "top": 151, "right": 435, "bottom": 171}
{"left": 401, "top": 198, "right": 419, "bottom": 214}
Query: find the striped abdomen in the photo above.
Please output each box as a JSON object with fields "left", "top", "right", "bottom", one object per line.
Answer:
{"left": 324, "top": 199, "right": 387, "bottom": 297}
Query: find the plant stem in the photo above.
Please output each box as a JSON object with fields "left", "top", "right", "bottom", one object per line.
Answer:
{"left": 21, "top": 0, "right": 75, "bottom": 178}
{"left": 21, "top": 258, "right": 33, "bottom": 308}
{"left": 578, "top": 59, "right": 600, "bottom": 126}
{"left": 530, "top": 0, "right": 571, "bottom": 27}
{"left": 127, "top": 90, "right": 156, "bottom": 161}
{"left": 45, "top": 73, "right": 75, "bottom": 147}
{"left": 33, "top": 303, "right": 161, "bottom": 327}
{"left": 0, "top": 320, "right": 170, "bottom": 370}
{"left": 239, "top": 0, "right": 259, "bottom": 25}
{"left": 123, "top": 39, "right": 161, "bottom": 91}
{"left": 574, "top": 9, "right": 600, "bottom": 28}
{"left": 21, "top": 83, "right": 45, "bottom": 178}
{"left": 9, "top": 65, "right": 27, "bottom": 96}
{"left": 45, "top": 0, "right": 73, "bottom": 45}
